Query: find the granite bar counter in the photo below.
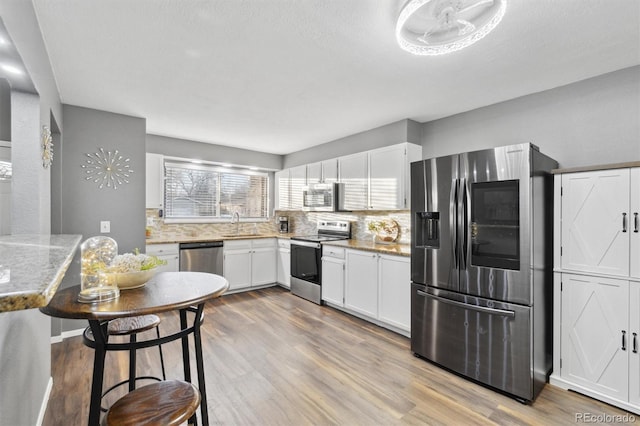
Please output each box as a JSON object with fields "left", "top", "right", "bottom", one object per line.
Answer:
{"left": 0, "top": 234, "right": 82, "bottom": 312}
{"left": 321, "top": 239, "right": 411, "bottom": 257}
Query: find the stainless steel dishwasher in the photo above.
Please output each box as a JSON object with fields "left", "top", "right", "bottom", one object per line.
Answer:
{"left": 179, "top": 241, "right": 224, "bottom": 274}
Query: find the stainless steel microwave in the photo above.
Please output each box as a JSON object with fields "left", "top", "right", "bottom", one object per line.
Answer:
{"left": 302, "top": 183, "right": 344, "bottom": 211}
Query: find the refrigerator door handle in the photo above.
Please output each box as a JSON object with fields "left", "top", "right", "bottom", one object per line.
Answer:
{"left": 417, "top": 290, "right": 516, "bottom": 318}
{"left": 450, "top": 179, "right": 459, "bottom": 269}
{"left": 461, "top": 178, "right": 469, "bottom": 270}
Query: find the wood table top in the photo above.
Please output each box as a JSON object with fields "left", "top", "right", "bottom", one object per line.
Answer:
{"left": 40, "top": 272, "right": 229, "bottom": 321}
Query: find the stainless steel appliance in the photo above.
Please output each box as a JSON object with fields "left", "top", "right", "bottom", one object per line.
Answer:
{"left": 278, "top": 216, "right": 289, "bottom": 233}
{"left": 302, "top": 183, "right": 344, "bottom": 211}
{"left": 410, "top": 143, "right": 557, "bottom": 402}
{"left": 179, "top": 241, "right": 224, "bottom": 274}
{"left": 290, "top": 220, "right": 350, "bottom": 304}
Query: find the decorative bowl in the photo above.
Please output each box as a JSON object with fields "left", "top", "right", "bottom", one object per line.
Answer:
{"left": 101, "top": 268, "right": 157, "bottom": 290}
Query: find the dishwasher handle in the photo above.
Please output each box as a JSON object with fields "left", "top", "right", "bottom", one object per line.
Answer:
{"left": 179, "top": 241, "right": 224, "bottom": 250}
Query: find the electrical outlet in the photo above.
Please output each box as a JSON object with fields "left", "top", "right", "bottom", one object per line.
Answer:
{"left": 146, "top": 217, "right": 155, "bottom": 226}
{"left": 100, "top": 221, "right": 110, "bottom": 233}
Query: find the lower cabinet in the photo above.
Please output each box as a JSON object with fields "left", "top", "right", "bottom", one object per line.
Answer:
{"left": 276, "top": 239, "right": 290, "bottom": 288}
{"left": 378, "top": 254, "right": 411, "bottom": 332}
{"left": 224, "top": 239, "right": 276, "bottom": 291}
{"left": 145, "top": 243, "right": 179, "bottom": 273}
{"left": 323, "top": 247, "right": 410, "bottom": 335}
{"left": 552, "top": 273, "right": 640, "bottom": 414}
{"left": 345, "top": 250, "right": 379, "bottom": 318}
{"left": 321, "top": 246, "right": 345, "bottom": 306}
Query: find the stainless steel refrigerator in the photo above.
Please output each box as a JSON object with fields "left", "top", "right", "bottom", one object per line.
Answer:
{"left": 410, "top": 143, "right": 557, "bottom": 402}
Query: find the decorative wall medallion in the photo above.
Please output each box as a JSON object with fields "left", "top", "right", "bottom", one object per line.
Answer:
{"left": 41, "top": 125, "right": 53, "bottom": 168}
{"left": 81, "top": 147, "right": 133, "bottom": 189}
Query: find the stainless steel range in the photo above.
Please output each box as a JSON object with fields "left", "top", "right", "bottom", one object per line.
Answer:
{"left": 290, "top": 220, "right": 350, "bottom": 304}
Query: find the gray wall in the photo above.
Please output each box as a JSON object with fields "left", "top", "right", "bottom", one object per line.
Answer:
{"left": 0, "top": 2, "right": 64, "bottom": 425}
{"left": 147, "top": 134, "right": 282, "bottom": 170}
{"left": 421, "top": 66, "right": 640, "bottom": 167}
{"left": 283, "top": 119, "right": 421, "bottom": 168}
{"left": 55, "top": 105, "right": 147, "bottom": 333}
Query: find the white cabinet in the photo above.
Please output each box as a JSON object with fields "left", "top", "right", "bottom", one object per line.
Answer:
{"left": 631, "top": 168, "right": 640, "bottom": 280}
{"left": 339, "top": 152, "right": 369, "bottom": 211}
{"left": 275, "top": 169, "right": 290, "bottom": 211}
{"left": 145, "top": 153, "right": 164, "bottom": 210}
{"left": 551, "top": 164, "right": 640, "bottom": 414}
{"left": 369, "top": 145, "right": 407, "bottom": 210}
{"left": 345, "top": 249, "right": 378, "bottom": 318}
{"left": 145, "top": 243, "right": 179, "bottom": 273}
{"left": 252, "top": 239, "right": 277, "bottom": 286}
{"left": 276, "top": 239, "right": 291, "bottom": 288}
{"left": 560, "top": 274, "right": 629, "bottom": 401}
{"left": 275, "top": 166, "right": 306, "bottom": 210}
{"left": 224, "top": 238, "right": 276, "bottom": 291}
{"left": 337, "top": 143, "right": 422, "bottom": 211}
{"left": 321, "top": 246, "right": 345, "bottom": 306}
{"left": 378, "top": 254, "right": 411, "bottom": 332}
{"left": 340, "top": 248, "right": 411, "bottom": 334}
{"left": 630, "top": 281, "right": 640, "bottom": 406}
{"left": 560, "top": 168, "right": 632, "bottom": 276}
{"left": 308, "top": 159, "right": 338, "bottom": 185}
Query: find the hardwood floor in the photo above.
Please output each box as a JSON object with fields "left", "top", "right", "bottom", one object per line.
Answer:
{"left": 43, "top": 287, "right": 635, "bottom": 425}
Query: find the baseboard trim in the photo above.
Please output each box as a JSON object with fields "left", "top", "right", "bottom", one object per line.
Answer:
{"left": 51, "top": 327, "right": 85, "bottom": 344}
{"left": 36, "top": 377, "right": 53, "bottom": 426}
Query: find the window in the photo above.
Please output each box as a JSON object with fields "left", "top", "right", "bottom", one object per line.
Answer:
{"left": 164, "top": 161, "right": 269, "bottom": 221}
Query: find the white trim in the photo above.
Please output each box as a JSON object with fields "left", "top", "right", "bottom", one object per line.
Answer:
{"left": 36, "top": 377, "right": 53, "bottom": 426}
{"left": 51, "top": 327, "right": 85, "bottom": 344}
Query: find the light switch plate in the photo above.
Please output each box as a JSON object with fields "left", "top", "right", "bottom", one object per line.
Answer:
{"left": 100, "top": 221, "right": 110, "bottom": 233}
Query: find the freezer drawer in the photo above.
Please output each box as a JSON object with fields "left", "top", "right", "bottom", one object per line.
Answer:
{"left": 411, "top": 283, "right": 533, "bottom": 400}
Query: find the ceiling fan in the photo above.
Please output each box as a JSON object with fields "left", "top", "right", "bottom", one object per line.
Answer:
{"left": 396, "top": 0, "right": 507, "bottom": 56}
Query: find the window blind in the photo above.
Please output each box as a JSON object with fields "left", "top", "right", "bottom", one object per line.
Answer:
{"left": 164, "top": 161, "right": 269, "bottom": 220}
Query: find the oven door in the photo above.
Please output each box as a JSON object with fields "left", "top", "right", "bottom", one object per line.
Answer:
{"left": 290, "top": 240, "right": 321, "bottom": 284}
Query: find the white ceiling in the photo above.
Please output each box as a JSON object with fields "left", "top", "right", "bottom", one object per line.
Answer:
{"left": 32, "top": 0, "right": 640, "bottom": 155}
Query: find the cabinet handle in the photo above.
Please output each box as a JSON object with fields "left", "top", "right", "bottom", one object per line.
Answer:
{"left": 634, "top": 333, "right": 638, "bottom": 354}
{"left": 622, "top": 213, "right": 627, "bottom": 232}
{"left": 622, "top": 330, "right": 627, "bottom": 351}
{"left": 634, "top": 212, "right": 639, "bottom": 233}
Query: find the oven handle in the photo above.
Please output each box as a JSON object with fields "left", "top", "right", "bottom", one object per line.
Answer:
{"left": 417, "top": 290, "right": 516, "bottom": 318}
{"left": 290, "top": 240, "right": 321, "bottom": 249}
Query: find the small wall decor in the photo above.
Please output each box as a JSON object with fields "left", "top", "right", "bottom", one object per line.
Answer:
{"left": 41, "top": 125, "right": 53, "bottom": 168}
{"left": 81, "top": 147, "right": 133, "bottom": 189}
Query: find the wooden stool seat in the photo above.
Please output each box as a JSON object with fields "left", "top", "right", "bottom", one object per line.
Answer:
{"left": 102, "top": 380, "right": 201, "bottom": 426}
{"left": 107, "top": 314, "right": 161, "bottom": 335}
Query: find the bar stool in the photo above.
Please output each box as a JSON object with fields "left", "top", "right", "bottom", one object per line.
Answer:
{"left": 83, "top": 314, "right": 167, "bottom": 410}
{"left": 101, "top": 380, "right": 201, "bottom": 426}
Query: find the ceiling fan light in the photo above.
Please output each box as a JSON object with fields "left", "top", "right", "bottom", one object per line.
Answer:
{"left": 396, "top": 0, "right": 507, "bottom": 56}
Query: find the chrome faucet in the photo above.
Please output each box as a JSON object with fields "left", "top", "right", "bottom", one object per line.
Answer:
{"left": 231, "top": 211, "right": 240, "bottom": 235}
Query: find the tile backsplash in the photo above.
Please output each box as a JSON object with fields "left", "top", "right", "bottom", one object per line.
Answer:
{"left": 146, "top": 209, "right": 411, "bottom": 244}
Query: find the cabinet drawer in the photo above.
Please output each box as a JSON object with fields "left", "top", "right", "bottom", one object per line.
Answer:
{"left": 323, "top": 245, "right": 345, "bottom": 259}
{"left": 146, "top": 243, "right": 179, "bottom": 255}
{"left": 224, "top": 240, "right": 252, "bottom": 251}
{"left": 252, "top": 238, "right": 276, "bottom": 249}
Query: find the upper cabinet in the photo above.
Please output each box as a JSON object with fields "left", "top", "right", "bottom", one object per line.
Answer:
{"left": 339, "top": 143, "right": 422, "bottom": 210}
{"left": 275, "top": 142, "right": 422, "bottom": 211}
{"left": 559, "top": 167, "right": 639, "bottom": 278}
{"left": 338, "top": 152, "right": 369, "bottom": 210}
{"left": 145, "top": 153, "right": 164, "bottom": 210}
{"left": 307, "top": 159, "right": 338, "bottom": 185}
